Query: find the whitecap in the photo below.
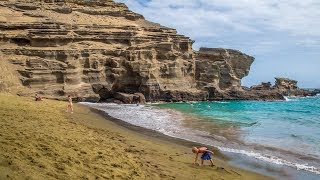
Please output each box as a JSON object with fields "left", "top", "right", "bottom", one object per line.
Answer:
{"left": 218, "top": 147, "right": 320, "bottom": 175}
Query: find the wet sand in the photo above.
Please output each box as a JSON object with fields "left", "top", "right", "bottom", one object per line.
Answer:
{"left": 0, "top": 94, "right": 270, "bottom": 179}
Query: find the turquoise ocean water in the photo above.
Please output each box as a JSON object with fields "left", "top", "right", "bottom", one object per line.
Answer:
{"left": 82, "top": 94, "right": 320, "bottom": 179}
{"left": 155, "top": 95, "right": 320, "bottom": 177}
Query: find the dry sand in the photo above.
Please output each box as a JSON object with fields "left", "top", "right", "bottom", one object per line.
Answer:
{"left": 0, "top": 94, "right": 271, "bottom": 179}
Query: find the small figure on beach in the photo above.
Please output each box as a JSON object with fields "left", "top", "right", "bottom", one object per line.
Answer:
{"left": 66, "top": 95, "right": 73, "bottom": 113}
{"left": 35, "top": 93, "right": 42, "bottom": 101}
{"left": 192, "top": 147, "right": 214, "bottom": 166}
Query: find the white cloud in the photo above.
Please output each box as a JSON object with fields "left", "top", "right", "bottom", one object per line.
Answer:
{"left": 116, "top": 0, "right": 320, "bottom": 38}
{"left": 296, "top": 39, "right": 320, "bottom": 48}
{"left": 114, "top": 0, "right": 320, "bottom": 87}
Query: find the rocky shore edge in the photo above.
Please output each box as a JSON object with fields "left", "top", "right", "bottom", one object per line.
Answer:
{"left": 72, "top": 78, "right": 320, "bottom": 104}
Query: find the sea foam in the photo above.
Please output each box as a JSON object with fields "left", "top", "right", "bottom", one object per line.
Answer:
{"left": 218, "top": 147, "right": 320, "bottom": 175}
{"left": 81, "top": 101, "right": 320, "bottom": 175}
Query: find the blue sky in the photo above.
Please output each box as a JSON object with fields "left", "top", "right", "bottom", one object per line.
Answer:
{"left": 115, "top": 0, "right": 320, "bottom": 88}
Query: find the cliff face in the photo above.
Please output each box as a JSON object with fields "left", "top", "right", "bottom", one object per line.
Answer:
{"left": 195, "top": 48, "right": 254, "bottom": 98}
{"left": 0, "top": 0, "right": 254, "bottom": 102}
{"left": 274, "top": 78, "right": 298, "bottom": 91}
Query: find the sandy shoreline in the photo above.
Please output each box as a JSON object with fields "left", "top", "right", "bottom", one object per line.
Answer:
{"left": 88, "top": 107, "right": 229, "bottom": 160}
{"left": 0, "top": 94, "right": 270, "bottom": 179}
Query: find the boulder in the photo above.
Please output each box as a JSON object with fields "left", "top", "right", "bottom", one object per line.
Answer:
{"left": 114, "top": 92, "right": 146, "bottom": 104}
{"left": 250, "top": 82, "right": 272, "bottom": 90}
{"left": 134, "top": 93, "right": 146, "bottom": 104}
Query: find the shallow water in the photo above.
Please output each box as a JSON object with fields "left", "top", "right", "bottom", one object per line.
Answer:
{"left": 81, "top": 94, "right": 320, "bottom": 179}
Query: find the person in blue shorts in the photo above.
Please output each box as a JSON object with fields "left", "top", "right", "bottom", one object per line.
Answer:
{"left": 192, "top": 147, "right": 214, "bottom": 166}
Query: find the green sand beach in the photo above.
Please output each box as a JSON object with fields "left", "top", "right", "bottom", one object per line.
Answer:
{"left": 0, "top": 94, "right": 270, "bottom": 179}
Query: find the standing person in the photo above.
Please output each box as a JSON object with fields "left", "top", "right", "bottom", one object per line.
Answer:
{"left": 192, "top": 147, "right": 214, "bottom": 166}
{"left": 66, "top": 95, "right": 73, "bottom": 113}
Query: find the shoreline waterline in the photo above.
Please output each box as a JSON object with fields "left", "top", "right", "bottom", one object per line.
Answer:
{"left": 0, "top": 94, "right": 270, "bottom": 179}
{"left": 81, "top": 97, "right": 320, "bottom": 179}
{"left": 157, "top": 97, "right": 320, "bottom": 176}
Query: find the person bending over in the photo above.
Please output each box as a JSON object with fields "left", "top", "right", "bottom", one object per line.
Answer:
{"left": 192, "top": 147, "right": 214, "bottom": 166}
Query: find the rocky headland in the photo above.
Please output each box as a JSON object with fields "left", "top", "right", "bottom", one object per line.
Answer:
{"left": 248, "top": 78, "right": 320, "bottom": 100}
{"left": 0, "top": 0, "right": 318, "bottom": 103}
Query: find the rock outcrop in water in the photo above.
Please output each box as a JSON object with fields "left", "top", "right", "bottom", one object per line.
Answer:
{"left": 274, "top": 78, "right": 298, "bottom": 91}
{"left": 0, "top": 0, "right": 316, "bottom": 102}
{"left": 274, "top": 78, "right": 319, "bottom": 97}
{"left": 248, "top": 78, "right": 319, "bottom": 99}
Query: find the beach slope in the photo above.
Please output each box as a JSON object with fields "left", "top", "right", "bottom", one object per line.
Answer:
{"left": 0, "top": 94, "right": 269, "bottom": 179}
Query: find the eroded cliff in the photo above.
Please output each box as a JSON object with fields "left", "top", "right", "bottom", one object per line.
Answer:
{"left": 0, "top": 0, "right": 256, "bottom": 102}
{"left": 249, "top": 78, "right": 319, "bottom": 99}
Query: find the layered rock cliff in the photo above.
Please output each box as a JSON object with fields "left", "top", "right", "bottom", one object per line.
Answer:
{"left": 195, "top": 48, "right": 254, "bottom": 100}
{"left": 0, "top": 0, "right": 258, "bottom": 102}
{"left": 3, "top": 0, "right": 315, "bottom": 102}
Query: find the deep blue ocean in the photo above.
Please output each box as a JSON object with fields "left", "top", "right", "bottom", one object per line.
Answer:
{"left": 82, "top": 94, "right": 320, "bottom": 179}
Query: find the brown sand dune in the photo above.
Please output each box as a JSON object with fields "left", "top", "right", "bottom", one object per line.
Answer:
{"left": 0, "top": 94, "right": 270, "bottom": 179}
